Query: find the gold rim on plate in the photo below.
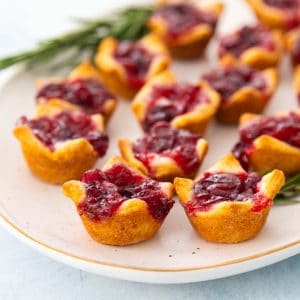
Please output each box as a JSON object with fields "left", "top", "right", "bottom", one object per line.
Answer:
{"left": 1, "top": 211, "right": 299, "bottom": 272}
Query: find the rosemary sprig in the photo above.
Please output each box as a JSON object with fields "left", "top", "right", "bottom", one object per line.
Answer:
{"left": 0, "top": 6, "right": 153, "bottom": 70}
{"left": 275, "top": 173, "right": 300, "bottom": 203}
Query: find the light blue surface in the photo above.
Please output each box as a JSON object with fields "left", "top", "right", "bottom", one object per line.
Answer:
{"left": 0, "top": 0, "right": 300, "bottom": 299}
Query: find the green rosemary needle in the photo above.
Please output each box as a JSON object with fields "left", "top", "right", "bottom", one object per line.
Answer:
{"left": 0, "top": 6, "right": 153, "bottom": 70}
{"left": 275, "top": 173, "right": 300, "bottom": 202}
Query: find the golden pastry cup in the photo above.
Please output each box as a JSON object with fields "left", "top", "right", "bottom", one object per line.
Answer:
{"left": 13, "top": 101, "right": 105, "bottom": 184}
{"left": 239, "top": 112, "right": 300, "bottom": 176}
{"left": 204, "top": 67, "right": 278, "bottom": 124}
{"left": 36, "top": 60, "right": 117, "bottom": 123}
{"left": 219, "top": 29, "right": 283, "bottom": 69}
{"left": 174, "top": 153, "right": 285, "bottom": 243}
{"left": 62, "top": 156, "right": 174, "bottom": 246}
{"left": 118, "top": 137, "right": 208, "bottom": 181}
{"left": 148, "top": 1, "right": 223, "bottom": 59}
{"left": 247, "top": 0, "right": 297, "bottom": 30}
{"left": 131, "top": 70, "right": 220, "bottom": 134}
{"left": 94, "top": 34, "right": 170, "bottom": 99}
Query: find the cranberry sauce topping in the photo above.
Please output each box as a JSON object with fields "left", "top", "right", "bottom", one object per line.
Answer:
{"left": 263, "top": 0, "right": 299, "bottom": 9}
{"left": 133, "top": 122, "right": 201, "bottom": 176}
{"left": 232, "top": 112, "right": 300, "bottom": 170}
{"left": 114, "top": 41, "right": 154, "bottom": 89}
{"left": 143, "top": 83, "right": 209, "bottom": 131}
{"left": 19, "top": 111, "right": 108, "bottom": 156}
{"left": 219, "top": 25, "right": 276, "bottom": 58}
{"left": 185, "top": 171, "right": 270, "bottom": 214}
{"left": 291, "top": 36, "right": 300, "bottom": 66}
{"left": 78, "top": 165, "right": 174, "bottom": 221}
{"left": 153, "top": 3, "right": 217, "bottom": 38}
{"left": 36, "top": 79, "right": 114, "bottom": 116}
{"left": 203, "top": 65, "right": 266, "bottom": 102}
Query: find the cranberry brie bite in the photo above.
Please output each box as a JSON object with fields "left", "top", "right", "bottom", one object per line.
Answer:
{"left": 247, "top": 0, "right": 300, "bottom": 30}
{"left": 63, "top": 156, "right": 174, "bottom": 246}
{"left": 132, "top": 70, "right": 220, "bottom": 134}
{"left": 218, "top": 24, "right": 283, "bottom": 69}
{"left": 119, "top": 122, "right": 208, "bottom": 181}
{"left": 36, "top": 61, "right": 117, "bottom": 123}
{"left": 232, "top": 111, "right": 300, "bottom": 176}
{"left": 148, "top": 0, "right": 223, "bottom": 58}
{"left": 94, "top": 34, "right": 170, "bottom": 99}
{"left": 13, "top": 102, "right": 108, "bottom": 184}
{"left": 202, "top": 65, "right": 278, "bottom": 123}
{"left": 174, "top": 153, "right": 284, "bottom": 243}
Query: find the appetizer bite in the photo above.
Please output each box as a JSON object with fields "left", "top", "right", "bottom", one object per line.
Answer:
{"left": 247, "top": 0, "right": 300, "bottom": 30}
{"left": 148, "top": 0, "right": 223, "bottom": 58}
{"left": 13, "top": 102, "right": 108, "bottom": 184}
{"left": 119, "top": 122, "right": 208, "bottom": 181}
{"left": 132, "top": 70, "right": 220, "bottom": 134}
{"left": 174, "top": 153, "right": 285, "bottom": 243}
{"left": 94, "top": 34, "right": 170, "bottom": 99}
{"left": 63, "top": 156, "right": 174, "bottom": 246}
{"left": 218, "top": 24, "right": 283, "bottom": 69}
{"left": 202, "top": 65, "right": 278, "bottom": 123}
{"left": 232, "top": 111, "right": 300, "bottom": 176}
{"left": 36, "top": 61, "right": 117, "bottom": 123}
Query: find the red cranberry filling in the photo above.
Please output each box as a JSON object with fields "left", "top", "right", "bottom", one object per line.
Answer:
{"left": 36, "top": 79, "right": 114, "bottom": 116}
{"left": 263, "top": 0, "right": 299, "bottom": 9}
{"left": 203, "top": 65, "right": 266, "bottom": 101}
{"left": 18, "top": 111, "right": 108, "bottom": 156}
{"left": 291, "top": 36, "right": 300, "bottom": 66}
{"left": 78, "top": 165, "right": 174, "bottom": 221}
{"left": 133, "top": 122, "right": 201, "bottom": 176}
{"left": 232, "top": 112, "right": 300, "bottom": 170}
{"left": 143, "top": 83, "right": 209, "bottom": 131}
{"left": 114, "top": 41, "right": 154, "bottom": 89}
{"left": 219, "top": 25, "right": 276, "bottom": 58}
{"left": 185, "top": 171, "right": 270, "bottom": 214}
{"left": 153, "top": 3, "right": 217, "bottom": 38}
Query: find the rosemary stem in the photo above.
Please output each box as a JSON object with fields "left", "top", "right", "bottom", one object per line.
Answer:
{"left": 0, "top": 6, "right": 153, "bottom": 70}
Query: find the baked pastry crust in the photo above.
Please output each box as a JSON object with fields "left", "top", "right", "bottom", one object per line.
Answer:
{"left": 239, "top": 112, "right": 300, "bottom": 176}
{"left": 247, "top": 0, "right": 300, "bottom": 30}
{"left": 62, "top": 156, "right": 174, "bottom": 246}
{"left": 36, "top": 61, "right": 117, "bottom": 123}
{"left": 118, "top": 135, "right": 208, "bottom": 181}
{"left": 203, "top": 67, "right": 278, "bottom": 124}
{"left": 148, "top": 0, "right": 223, "bottom": 58}
{"left": 219, "top": 27, "right": 283, "bottom": 70}
{"left": 174, "top": 153, "right": 285, "bottom": 243}
{"left": 131, "top": 70, "right": 220, "bottom": 134}
{"left": 94, "top": 34, "right": 170, "bottom": 99}
{"left": 13, "top": 101, "right": 104, "bottom": 184}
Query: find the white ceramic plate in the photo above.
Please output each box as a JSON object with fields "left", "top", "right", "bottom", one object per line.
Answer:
{"left": 0, "top": 0, "right": 300, "bottom": 284}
